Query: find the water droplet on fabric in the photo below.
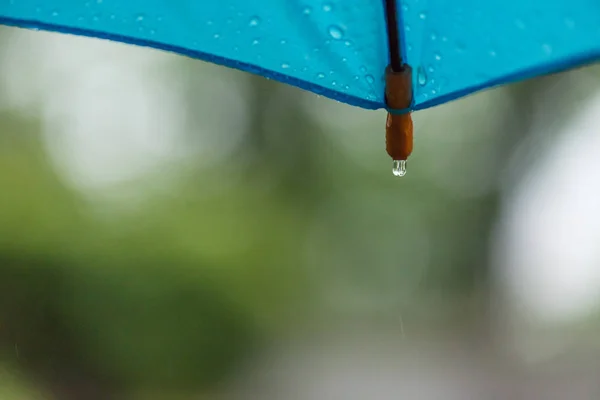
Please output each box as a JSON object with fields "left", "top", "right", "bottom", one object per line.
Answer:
{"left": 353, "top": 75, "right": 360, "bottom": 80}
{"left": 344, "top": 40, "right": 352, "bottom": 46}
{"left": 427, "top": 65, "right": 435, "bottom": 73}
{"left": 565, "top": 18, "right": 575, "bottom": 29}
{"left": 360, "top": 66, "right": 367, "bottom": 73}
{"left": 249, "top": 16, "right": 261, "bottom": 26}
{"left": 328, "top": 25, "right": 344, "bottom": 39}
{"left": 344, "top": 85, "right": 350, "bottom": 90}
{"left": 392, "top": 160, "right": 407, "bottom": 177}
{"left": 365, "top": 75, "right": 375, "bottom": 84}
{"left": 303, "top": 6, "right": 312, "bottom": 15}
{"left": 136, "top": 14, "right": 144, "bottom": 22}
{"left": 419, "top": 12, "right": 427, "bottom": 20}
{"left": 252, "top": 39, "right": 259, "bottom": 45}
{"left": 317, "top": 72, "right": 325, "bottom": 79}
{"left": 434, "top": 53, "right": 442, "bottom": 61}
{"left": 341, "top": 57, "right": 347, "bottom": 63}
{"left": 542, "top": 43, "right": 553, "bottom": 54}
{"left": 322, "top": 3, "right": 332, "bottom": 12}
{"left": 281, "top": 63, "right": 290, "bottom": 69}
{"left": 213, "top": 33, "right": 220, "bottom": 39}
{"left": 331, "top": 80, "right": 337, "bottom": 86}
{"left": 405, "top": 25, "right": 411, "bottom": 32}
{"left": 402, "top": 4, "right": 409, "bottom": 11}
{"left": 51, "top": 10, "right": 59, "bottom": 17}
{"left": 514, "top": 19, "right": 526, "bottom": 29}
{"left": 280, "top": 39, "right": 287, "bottom": 44}
{"left": 417, "top": 66, "right": 427, "bottom": 86}
{"left": 430, "top": 32, "right": 437, "bottom": 41}
{"left": 489, "top": 50, "right": 497, "bottom": 57}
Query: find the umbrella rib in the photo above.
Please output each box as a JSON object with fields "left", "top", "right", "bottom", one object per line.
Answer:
{"left": 384, "top": 0, "right": 404, "bottom": 72}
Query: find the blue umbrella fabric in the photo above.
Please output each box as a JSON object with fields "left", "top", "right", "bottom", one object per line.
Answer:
{"left": 1, "top": 0, "right": 600, "bottom": 111}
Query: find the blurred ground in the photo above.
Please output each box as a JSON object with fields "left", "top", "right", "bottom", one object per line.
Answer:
{"left": 1, "top": 27, "right": 600, "bottom": 399}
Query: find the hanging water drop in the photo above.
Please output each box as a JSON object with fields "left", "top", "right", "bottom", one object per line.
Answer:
{"left": 365, "top": 74, "right": 375, "bottom": 84}
{"left": 392, "top": 160, "right": 407, "bottom": 177}
{"left": 316, "top": 72, "right": 325, "bottom": 79}
{"left": 328, "top": 25, "right": 344, "bottom": 39}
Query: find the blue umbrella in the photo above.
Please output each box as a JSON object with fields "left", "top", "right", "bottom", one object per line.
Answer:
{"left": 2, "top": 0, "right": 599, "bottom": 175}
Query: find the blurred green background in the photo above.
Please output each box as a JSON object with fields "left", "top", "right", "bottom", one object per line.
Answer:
{"left": 2, "top": 26, "right": 600, "bottom": 399}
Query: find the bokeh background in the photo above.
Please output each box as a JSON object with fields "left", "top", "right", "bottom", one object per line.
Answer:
{"left": 2, "top": 26, "right": 600, "bottom": 399}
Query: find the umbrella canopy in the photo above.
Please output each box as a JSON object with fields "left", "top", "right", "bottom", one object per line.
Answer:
{"left": 3, "top": 0, "right": 599, "bottom": 111}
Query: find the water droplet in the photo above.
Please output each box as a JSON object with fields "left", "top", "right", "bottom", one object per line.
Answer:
{"left": 149, "top": 29, "right": 156, "bottom": 35}
{"left": 213, "top": 33, "right": 220, "bottom": 39}
{"left": 328, "top": 25, "right": 344, "bottom": 39}
{"left": 417, "top": 66, "right": 427, "bottom": 86}
{"left": 206, "top": 20, "right": 213, "bottom": 25}
{"left": 341, "top": 57, "right": 347, "bottom": 63}
{"left": 249, "top": 16, "right": 261, "bottom": 26}
{"left": 360, "top": 66, "right": 367, "bottom": 73}
{"left": 407, "top": 44, "right": 413, "bottom": 51}
{"left": 419, "top": 12, "right": 427, "bottom": 20}
{"left": 109, "top": 14, "right": 116, "bottom": 20}
{"left": 353, "top": 75, "right": 360, "bottom": 80}
{"left": 405, "top": 25, "right": 411, "bottom": 32}
{"left": 303, "top": 6, "right": 312, "bottom": 15}
{"left": 344, "top": 85, "right": 350, "bottom": 90}
{"left": 542, "top": 43, "right": 553, "bottom": 55}
{"left": 317, "top": 72, "right": 325, "bottom": 79}
{"left": 489, "top": 50, "right": 497, "bottom": 57}
{"left": 427, "top": 65, "right": 435, "bottom": 73}
{"left": 431, "top": 89, "right": 437, "bottom": 95}
{"left": 281, "top": 63, "right": 290, "bottom": 69}
{"left": 430, "top": 32, "right": 437, "bottom": 41}
{"left": 51, "top": 10, "right": 59, "bottom": 17}
{"left": 92, "top": 15, "right": 99, "bottom": 22}
{"left": 565, "top": 18, "right": 575, "bottom": 29}
{"left": 331, "top": 81, "right": 337, "bottom": 86}
{"left": 322, "top": 3, "right": 332, "bottom": 12}
{"left": 252, "top": 39, "right": 259, "bottom": 45}
{"left": 441, "top": 36, "right": 448, "bottom": 42}
{"left": 434, "top": 53, "right": 442, "bottom": 61}
{"left": 392, "top": 160, "right": 407, "bottom": 177}
{"left": 280, "top": 39, "right": 287, "bottom": 44}
{"left": 514, "top": 19, "right": 526, "bottom": 29}
{"left": 344, "top": 40, "right": 352, "bottom": 46}
{"left": 367, "top": 93, "right": 377, "bottom": 101}
{"left": 402, "top": 4, "right": 408, "bottom": 11}
{"left": 136, "top": 14, "right": 144, "bottom": 22}
{"left": 365, "top": 75, "right": 375, "bottom": 84}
